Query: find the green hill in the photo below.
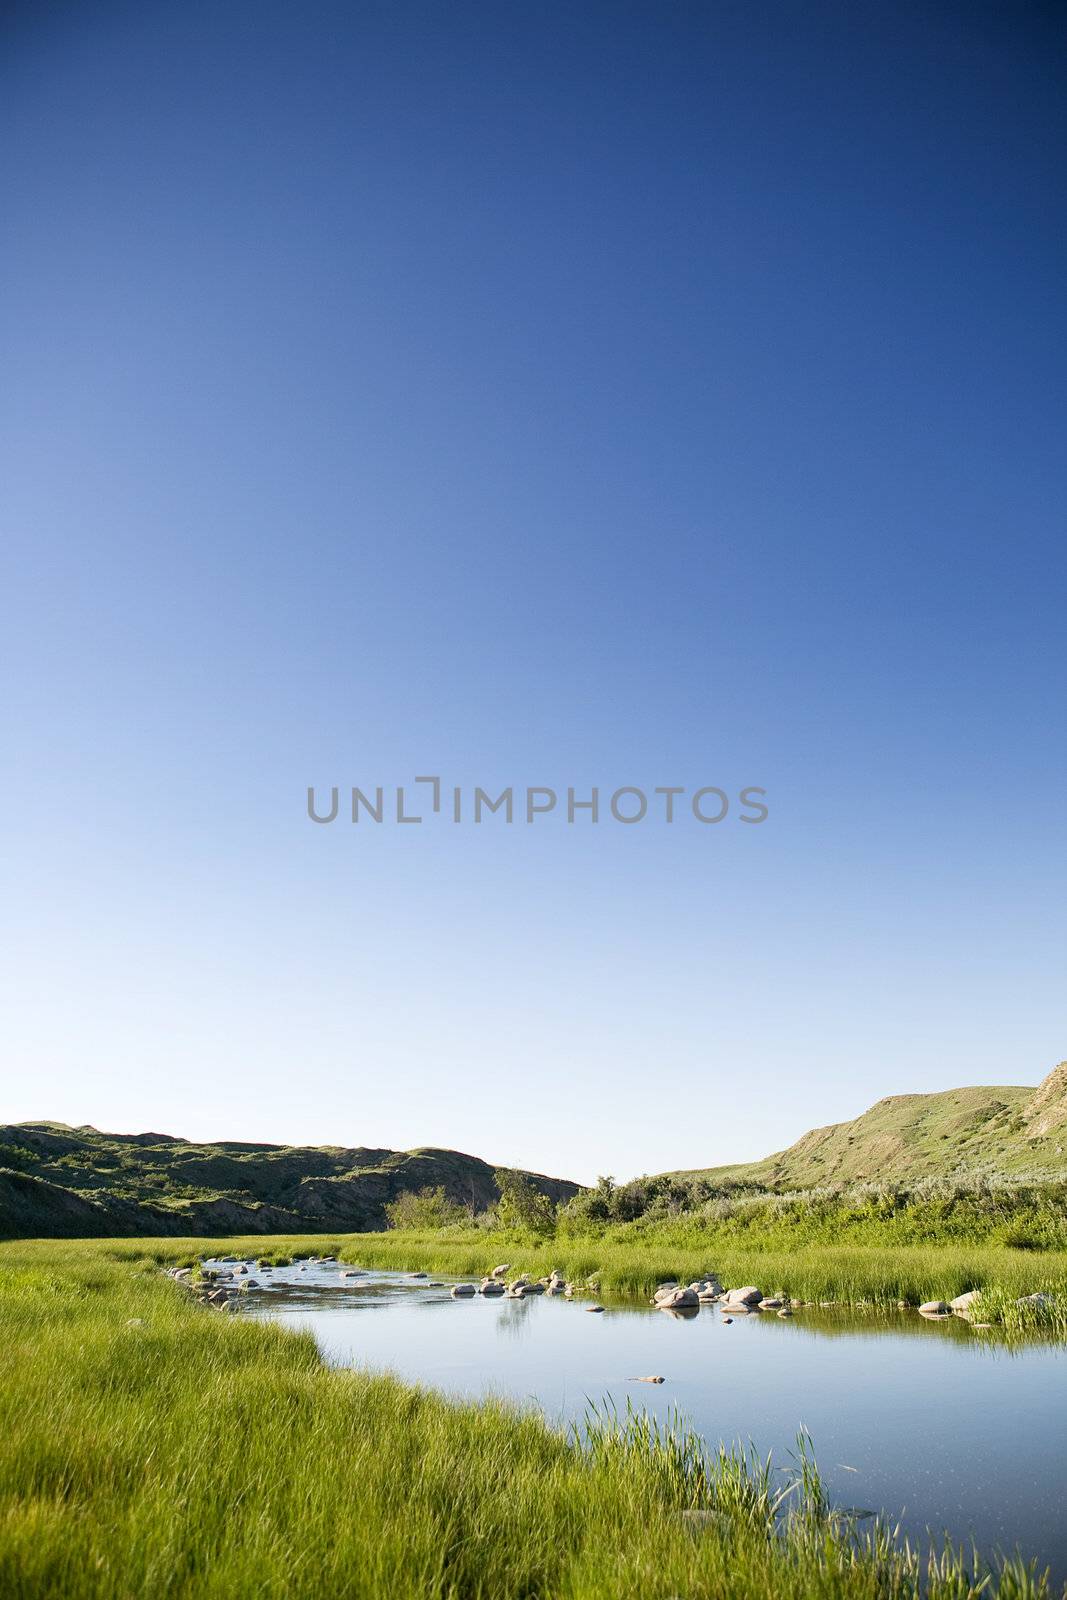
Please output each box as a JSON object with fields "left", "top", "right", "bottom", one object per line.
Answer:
{"left": 671, "top": 1061, "right": 1067, "bottom": 1188}
{"left": 0, "top": 1124, "right": 580, "bottom": 1240}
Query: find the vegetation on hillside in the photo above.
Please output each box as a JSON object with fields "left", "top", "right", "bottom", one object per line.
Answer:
{"left": 0, "top": 1238, "right": 1058, "bottom": 1598}
{"left": 674, "top": 1063, "right": 1067, "bottom": 1188}
{"left": 0, "top": 1124, "right": 578, "bottom": 1240}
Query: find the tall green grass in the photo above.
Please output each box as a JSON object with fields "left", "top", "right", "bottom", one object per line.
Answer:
{"left": 0, "top": 1239, "right": 1059, "bottom": 1598}
{"left": 49, "top": 1224, "right": 1067, "bottom": 1330}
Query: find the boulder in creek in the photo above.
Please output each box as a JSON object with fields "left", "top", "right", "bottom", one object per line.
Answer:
{"left": 723, "top": 1286, "right": 762, "bottom": 1306}
{"left": 481, "top": 1281, "right": 505, "bottom": 1296}
{"left": 657, "top": 1286, "right": 699, "bottom": 1311}
{"left": 630, "top": 1375, "right": 665, "bottom": 1383}
{"left": 410, "top": 1272, "right": 428, "bottom": 1280}
{"left": 450, "top": 1284, "right": 477, "bottom": 1297}
{"left": 1016, "top": 1292, "right": 1051, "bottom": 1308}
{"left": 950, "top": 1290, "right": 981, "bottom": 1314}
{"left": 918, "top": 1300, "right": 950, "bottom": 1315}
{"left": 759, "top": 1297, "right": 783, "bottom": 1309}
{"left": 586, "top": 1304, "right": 604, "bottom": 1313}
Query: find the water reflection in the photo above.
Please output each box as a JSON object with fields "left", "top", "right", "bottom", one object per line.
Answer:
{"left": 206, "top": 1259, "right": 1067, "bottom": 1583}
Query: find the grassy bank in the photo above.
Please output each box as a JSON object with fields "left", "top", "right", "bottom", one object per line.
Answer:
{"left": 169, "top": 1224, "right": 1065, "bottom": 1334}
{"left": 42, "top": 1222, "right": 1067, "bottom": 1332}
{"left": 0, "top": 1238, "right": 1060, "bottom": 1598}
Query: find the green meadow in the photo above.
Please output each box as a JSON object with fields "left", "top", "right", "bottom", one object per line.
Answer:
{"left": 1, "top": 1236, "right": 1062, "bottom": 1599}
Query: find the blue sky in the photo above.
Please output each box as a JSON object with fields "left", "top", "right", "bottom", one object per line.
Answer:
{"left": 2, "top": 2, "right": 1064, "bottom": 1184}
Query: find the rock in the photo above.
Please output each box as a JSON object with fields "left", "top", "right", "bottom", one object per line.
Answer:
{"left": 410, "top": 1272, "right": 428, "bottom": 1280}
{"left": 586, "top": 1304, "right": 604, "bottom": 1313}
{"left": 759, "top": 1297, "right": 783, "bottom": 1310}
{"left": 1016, "top": 1292, "right": 1051, "bottom": 1308}
{"left": 950, "top": 1290, "right": 981, "bottom": 1313}
{"left": 237, "top": 1266, "right": 249, "bottom": 1275}
{"left": 481, "top": 1281, "right": 505, "bottom": 1296}
{"left": 428, "top": 1282, "right": 445, "bottom": 1288}
{"left": 723, "top": 1286, "right": 762, "bottom": 1306}
{"left": 525, "top": 1282, "right": 546, "bottom": 1295}
{"left": 450, "top": 1284, "right": 477, "bottom": 1297}
{"left": 657, "top": 1286, "right": 699, "bottom": 1310}
{"left": 777, "top": 1308, "right": 794, "bottom": 1318}
{"left": 919, "top": 1300, "right": 950, "bottom": 1315}
{"left": 630, "top": 1375, "right": 665, "bottom": 1383}
{"left": 722, "top": 1316, "right": 733, "bottom": 1324}
{"left": 491, "top": 1265, "right": 510, "bottom": 1278}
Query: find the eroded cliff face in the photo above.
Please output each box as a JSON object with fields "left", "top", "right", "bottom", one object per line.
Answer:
{"left": 1022, "top": 1062, "right": 1067, "bottom": 1140}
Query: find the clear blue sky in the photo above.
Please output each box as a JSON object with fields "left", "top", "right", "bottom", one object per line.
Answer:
{"left": 2, "top": 2, "right": 1064, "bottom": 1184}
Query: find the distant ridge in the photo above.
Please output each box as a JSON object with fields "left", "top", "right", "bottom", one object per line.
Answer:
{"left": 0, "top": 1125, "right": 581, "bottom": 1241}
{"left": 669, "top": 1061, "right": 1067, "bottom": 1187}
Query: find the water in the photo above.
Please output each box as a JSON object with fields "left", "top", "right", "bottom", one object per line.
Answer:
{"left": 221, "top": 1259, "right": 1067, "bottom": 1579}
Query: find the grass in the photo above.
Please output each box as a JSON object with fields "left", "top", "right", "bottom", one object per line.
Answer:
{"left": 40, "top": 1218, "right": 1067, "bottom": 1331}
{"left": 198, "top": 1227, "right": 1067, "bottom": 1333}
{"left": 0, "top": 1237, "right": 1061, "bottom": 1598}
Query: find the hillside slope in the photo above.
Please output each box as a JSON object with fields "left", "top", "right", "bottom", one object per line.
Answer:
{"left": 673, "top": 1061, "right": 1067, "bottom": 1188}
{"left": 0, "top": 1124, "right": 580, "bottom": 1240}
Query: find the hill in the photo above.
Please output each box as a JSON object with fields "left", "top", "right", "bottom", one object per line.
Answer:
{"left": 0, "top": 1124, "right": 580, "bottom": 1240}
{"left": 670, "top": 1061, "right": 1067, "bottom": 1188}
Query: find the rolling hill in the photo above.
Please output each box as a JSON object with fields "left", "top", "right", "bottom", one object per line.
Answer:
{"left": 672, "top": 1060, "right": 1067, "bottom": 1188}
{"left": 0, "top": 1124, "right": 580, "bottom": 1240}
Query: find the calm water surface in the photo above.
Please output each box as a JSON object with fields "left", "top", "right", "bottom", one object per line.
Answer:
{"left": 222, "top": 1258, "right": 1067, "bottom": 1579}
